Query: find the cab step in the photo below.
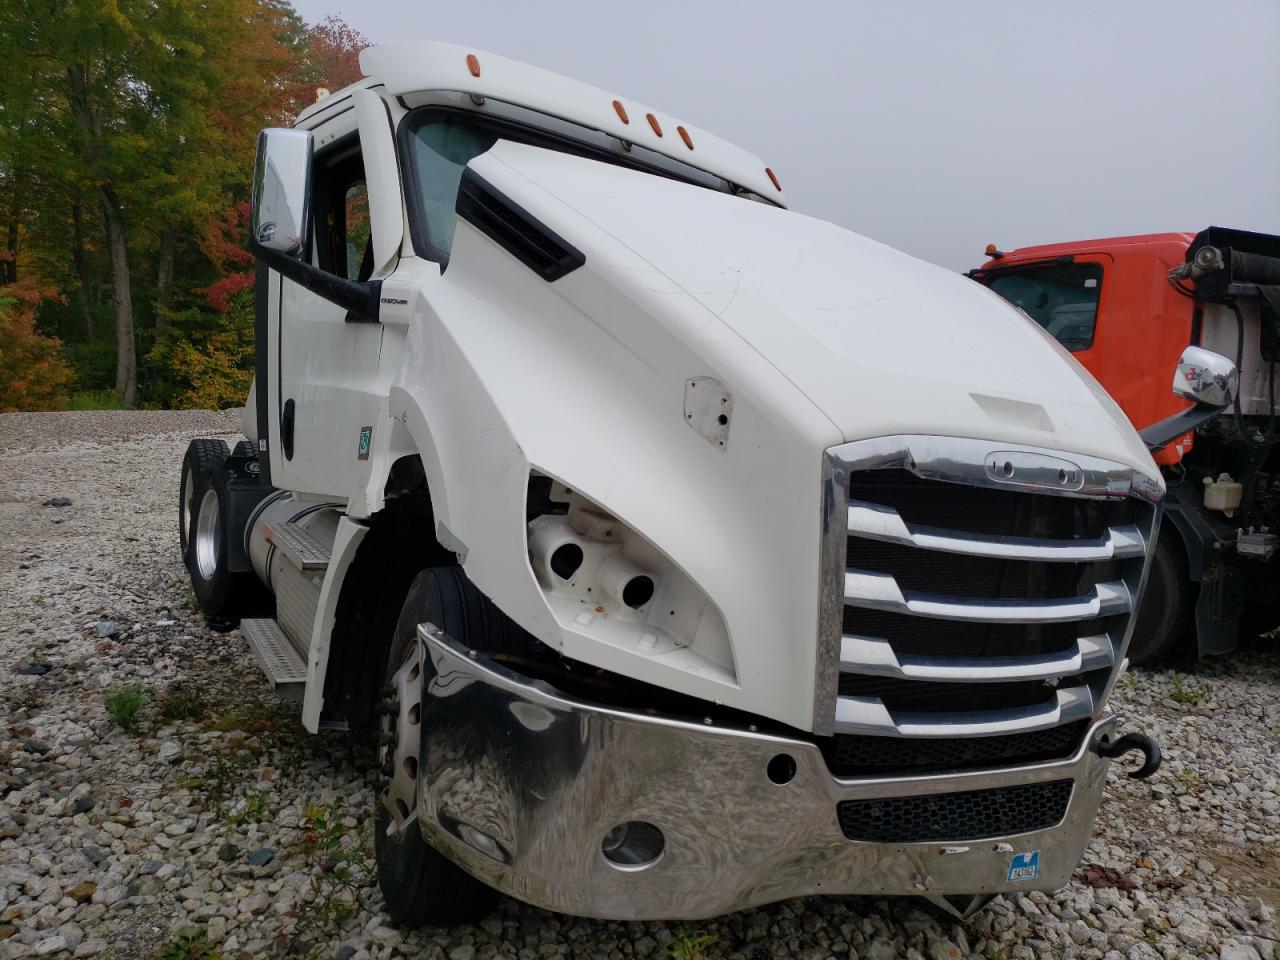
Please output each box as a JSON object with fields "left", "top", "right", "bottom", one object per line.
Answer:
{"left": 263, "top": 519, "right": 330, "bottom": 572}
{"left": 241, "top": 617, "right": 307, "bottom": 692}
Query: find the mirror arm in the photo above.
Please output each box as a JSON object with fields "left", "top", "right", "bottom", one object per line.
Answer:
{"left": 250, "top": 242, "right": 381, "bottom": 323}
{"left": 1140, "top": 403, "right": 1225, "bottom": 452}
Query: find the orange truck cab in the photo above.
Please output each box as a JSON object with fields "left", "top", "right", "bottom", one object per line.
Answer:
{"left": 971, "top": 227, "right": 1280, "bottom": 663}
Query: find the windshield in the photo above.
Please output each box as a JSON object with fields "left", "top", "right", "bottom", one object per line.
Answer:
{"left": 402, "top": 107, "right": 739, "bottom": 266}
{"left": 984, "top": 262, "right": 1103, "bottom": 352}
{"left": 406, "top": 114, "right": 499, "bottom": 263}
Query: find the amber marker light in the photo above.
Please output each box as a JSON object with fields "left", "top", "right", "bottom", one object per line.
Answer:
{"left": 466, "top": 54, "right": 481, "bottom": 78}
{"left": 765, "top": 167, "right": 782, "bottom": 191}
{"left": 613, "top": 99, "right": 630, "bottom": 124}
{"left": 677, "top": 125, "right": 694, "bottom": 150}
{"left": 646, "top": 113, "right": 663, "bottom": 137}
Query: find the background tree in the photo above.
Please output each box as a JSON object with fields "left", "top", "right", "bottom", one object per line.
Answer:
{"left": 0, "top": 279, "right": 75, "bottom": 412}
{"left": 304, "top": 16, "right": 368, "bottom": 95}
{"left": 0, "top": 1, "right": 365, "bottom": 411}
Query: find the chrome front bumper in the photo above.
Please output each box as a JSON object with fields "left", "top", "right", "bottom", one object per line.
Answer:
{"left": 409, "top": 624, "right": 1117, "bottom": 921}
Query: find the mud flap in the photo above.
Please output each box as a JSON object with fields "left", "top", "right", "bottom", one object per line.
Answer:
{"left": 1195, "top": 561, "right": 1244, "bottom": 656}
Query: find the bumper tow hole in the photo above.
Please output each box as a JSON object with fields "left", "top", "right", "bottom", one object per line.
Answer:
{"left": 767, "top": 753, "right": 797, "bottom": 785}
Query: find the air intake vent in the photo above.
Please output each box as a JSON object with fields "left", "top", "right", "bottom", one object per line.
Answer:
{"left": 836, "top": 779, "right": 1074, "bottom": 843}
{"left": 822, "top": 720, "right": 1088, "bottom": 776}
{"left": 456, "top": 169, "right": 586, "bottom": 282}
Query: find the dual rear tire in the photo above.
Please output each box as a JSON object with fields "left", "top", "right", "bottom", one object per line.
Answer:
{"left": 178, "top": 438, "right": 269, "bottom": 629}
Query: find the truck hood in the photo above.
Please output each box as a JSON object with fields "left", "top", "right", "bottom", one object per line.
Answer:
{"left": 471, "top": 142, "right": 1158, "bottom": 478}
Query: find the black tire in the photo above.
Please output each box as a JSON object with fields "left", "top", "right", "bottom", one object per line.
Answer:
{"left": 231, "top": 439, "right": 257, "bottom": 458}
{"left": 374, "top": 566, "right": 528, "bottom": 928}
{"left": 1129, "top": 530, "right": 1193, "bottom": 666}
{"left": 186, "top": 459, "right": 270, "bottom": 629}
{"left": 179, "top": 439, "right": 230, "bottom": 560}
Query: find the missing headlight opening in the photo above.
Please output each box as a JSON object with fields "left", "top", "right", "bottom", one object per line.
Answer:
{"left": 622, "top": 575, "right": 655, "bottom": 609}
{"left": 525, "top": 471, "right": 736, "bottom": 684}
{"left": 550, "top": 543, "right": 584, "bottom": 580}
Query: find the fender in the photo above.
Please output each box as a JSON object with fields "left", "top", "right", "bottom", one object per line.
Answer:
{"left": 386, "top": 383, "right": 455, "bottom": 550}
{"left": 302, "top": 515, "right": 369, "bottom": 732}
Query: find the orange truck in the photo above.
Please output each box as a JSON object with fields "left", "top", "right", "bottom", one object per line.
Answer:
{"left": 971, "top": 227, "right": 1280, "bottom": 663}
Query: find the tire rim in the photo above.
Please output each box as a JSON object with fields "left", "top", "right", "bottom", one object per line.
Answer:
{"left": 194, "top": 488, "right": 222, "bottom": 580}
{"left": 380, "top": 637, "right": 424, "bottom": 836}
{"left": 181, "top": 465, "right": 195, "bottom": 545}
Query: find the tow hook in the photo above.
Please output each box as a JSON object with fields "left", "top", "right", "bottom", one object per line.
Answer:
{"left": 1096, "top": 731, "right": 1162, "bottom": 780}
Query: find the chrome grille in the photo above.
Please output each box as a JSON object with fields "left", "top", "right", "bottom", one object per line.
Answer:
{"left": 814, "top": 436, "right": 1160, "bottom": 751}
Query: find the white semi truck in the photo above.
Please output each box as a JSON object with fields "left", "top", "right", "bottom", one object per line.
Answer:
{"left": 178, "top": 41, "right": 1229, "bottom": 925}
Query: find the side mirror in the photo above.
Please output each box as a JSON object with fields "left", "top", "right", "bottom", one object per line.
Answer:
{"left": 1172, "top": 346, "right": 1237, "bottom": 409}
{"left": 251, "top": 129, "right": 313, "bottom": 258}
{"left": 248, "top": 128, "right": 381, "bottom": 323}
{"left": 1139, "top": 347, "right": 1238, "bottom": 451}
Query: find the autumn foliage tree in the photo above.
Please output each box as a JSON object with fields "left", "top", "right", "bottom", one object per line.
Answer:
{"left": 0, "top": 2, "right": 366, "bottom": 411}
{"left": 0, "top": 279, "right": 74, "bottom": 411}
{"left": 304, "top": 16, "right": 368, "bottom": 95}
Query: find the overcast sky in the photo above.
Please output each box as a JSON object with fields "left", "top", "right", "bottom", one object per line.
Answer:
{"left": 292, "top": 0, "right": 1280, "bottom": 270}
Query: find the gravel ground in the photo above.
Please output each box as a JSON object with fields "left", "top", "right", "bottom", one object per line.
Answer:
{"left": 1, "top": 410, "right": 1278, "bottom": 960}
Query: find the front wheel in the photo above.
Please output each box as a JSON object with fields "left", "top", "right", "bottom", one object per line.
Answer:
{"left": 374, "top": 566, "right": 514, "bottom": 927}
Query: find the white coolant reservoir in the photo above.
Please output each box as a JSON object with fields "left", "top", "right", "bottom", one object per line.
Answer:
{"left": 1203, "top": 473, "right": 1243, "bottom": 513}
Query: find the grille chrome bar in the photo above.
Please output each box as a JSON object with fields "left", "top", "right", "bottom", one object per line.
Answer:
{"left": 843, "top": 570, "right": 1132, "bottom": 623}
{"left": 834, "top": 685, "right": 1096, "bottom": 738}
{"left": 839, "top": 633, "right": 1115, "bottom": 683}
{"left": 847, "top": 500, "right": 1147, "bottom": 562}
{"left": 813, "top": 435, "right": 1162, "bottom": 743}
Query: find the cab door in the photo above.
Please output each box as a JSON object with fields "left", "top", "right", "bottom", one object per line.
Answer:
{"left": 266, "top": 91, "right": 405, "bottom": 501}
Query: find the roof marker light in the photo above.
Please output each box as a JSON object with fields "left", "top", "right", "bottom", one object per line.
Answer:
{"left": 466, "top": 54, "right": 481, "bottom": 78}
{"left": 677, "top": 125, "right": 694, "bottom": 150}
{"left": 646, "top": 113, "right": 663, "bottom": 137}
{"left": 613, "top": 99, "right": 630, "bottom": 124}
{"left": 765, "top": 167, "right": 782, "bottom": 192}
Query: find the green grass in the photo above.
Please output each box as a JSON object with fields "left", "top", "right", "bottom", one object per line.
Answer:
{"left": 228, "top": 790, "right": 270, "bottom": 826}
{"left": 158, "top": 685, "right": 206, "bottom": 723}
{"left": 61, "top": 389, "right": 125, "bottom": 411}
{"left": 152, "top": 932, "right": 219, "bottom": 960}
{"left": 665, "top": 930, "right": 717, "bottom": 960}
{"left": 104, "top": 685, "right": 148, "bottom": 732}
{"left": 1170, "top": 676, "right": 1199, "bottom": 705}
{"left": 298, "top": 799, "right": 372, "bottom": 930}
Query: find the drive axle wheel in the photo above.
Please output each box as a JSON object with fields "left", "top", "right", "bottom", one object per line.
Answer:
{"left": 184, "top": 453, "right": 270, "bottom": 630}
{"left": 373, "top": 567, "right": 504, "bottom": 928}
{"left": 179, "top": 439, "right": 229, "bottom": 560}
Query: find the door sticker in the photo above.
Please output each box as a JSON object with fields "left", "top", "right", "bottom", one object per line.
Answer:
{"left": 357, "top": 426, "right": 373, "bottom": 461}
{"left": 1007, "top": 850, "right": 1040, "bottom": 882}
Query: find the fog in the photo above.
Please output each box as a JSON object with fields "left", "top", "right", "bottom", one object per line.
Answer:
{"left": 291, "top": 0, "right": 1280, "bottom": 269}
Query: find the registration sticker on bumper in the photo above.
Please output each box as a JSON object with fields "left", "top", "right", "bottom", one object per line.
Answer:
{"left": 1007, "top": 850, "right": 1040, "bottom": 882}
